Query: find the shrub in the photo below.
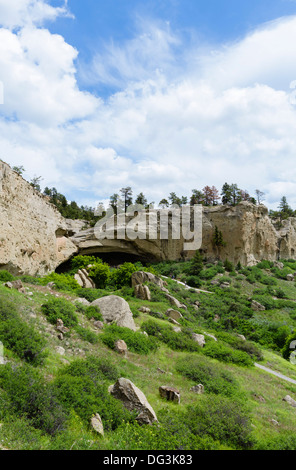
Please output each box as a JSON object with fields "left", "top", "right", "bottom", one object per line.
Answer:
{"left": 214, "top": 331, "right": 263, "bottom": 361}
{"left": 141, "top": 320, "right": 201, "bottom": 352}
{"left": 40, "top": 273, "right": 80, "bottom": 292}
{"left": 70, "top": 255, "right": 99, "bottom": 272}
{"left": 83, "top": 305, "right": 103, "bottom": 321}
{"left": 88, "top": 262, "right": 110, "bottom": 288}
{"left": 75, "top": 288, "right": 101, "bottom": 302}
{"left": 282, "top": 331, "right": 296, "bottom": 361}
{"left": 176, "top": 355, "right": 240, "bottom": 397}
{"left": 53, "top": 358, "right": 133, "bottom": 430}
{"left": 0, "top": 298, "right": 46, "bottom": 365}
{"left": 224, "top": 259, "right": 234, "bottom": 272}
{"left": 110, "top": 262, "right": 138, "bottom": 288}
{"left": 202, "top": 341, "right": 254, "bottom": 367}
{"left": 41, "top": 297, "right": 78, "bottom": 328}
{"left": 0, "top": 364, "right": 67, "bottom": 435}
{"left": 0, "top": 318, "right": 47, "bottom": 365}
{"left": 0, "top": 270, "right": 15, "bottom": 282}
{"left": 74, "top": 325, "right": 99, "bottom": 344}
{"left": 101, "top": 324, "right": 158, "bottom": 355}
{"left": 185, "top": 395, "right": 254, "bottom": 449}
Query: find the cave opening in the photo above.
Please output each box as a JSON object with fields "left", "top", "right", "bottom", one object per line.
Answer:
{"left": 55, "top": 251, "right": 154, "bottom": 274}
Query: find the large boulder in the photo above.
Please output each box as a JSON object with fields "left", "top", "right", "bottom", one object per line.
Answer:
{"left": 109, "top": 378, "right": 158, "bottom": 425}
{"left": 91, "top": 295, "right": 136, "bottom": 331}
{"left": 131, "top": 271, "right": 166, "bottom": 288}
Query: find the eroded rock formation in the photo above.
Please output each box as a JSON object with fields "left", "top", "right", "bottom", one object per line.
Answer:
{"left": 2, "top": 160, "right": 296, "bottom": 276}
{"left": 0, "top": 160, "right": 77, "bottom": 275}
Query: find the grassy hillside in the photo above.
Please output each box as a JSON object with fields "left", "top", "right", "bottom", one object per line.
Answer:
{"left": 1, "top": 257, "right": 296, "bottom": 450}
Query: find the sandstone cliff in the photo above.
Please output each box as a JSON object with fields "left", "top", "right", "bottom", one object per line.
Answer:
{"left": 0, "top": 160, "right": 77, "bottom": 275}
{"left": 1, "top": 160, "right": 296, "bottom": 275}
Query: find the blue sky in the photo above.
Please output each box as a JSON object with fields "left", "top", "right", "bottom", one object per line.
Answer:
{"left": 1, "top": 0, "right": 296, "bottom": 209}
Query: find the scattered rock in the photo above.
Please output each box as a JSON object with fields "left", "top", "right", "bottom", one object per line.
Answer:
{"left": 251, "top": 300, "right": 266, "bottom": 311}
{"left": 165, "top": 308, "right": 183, "bottom": 321}
{"left": 190, "top": 384, "right": 204, "bottom": 394}
{"left": 172, "top": 326, "right": 182, "bottom": 333}
{"left": 114, "top": 339, "right": 128, "bottom": 357}
{"left": 191, "top": 333, "right": 205, "bottom": 347}
{"left": 91, "top": 413, "right": 104, "bottom": 436}
{"left": 253, "top": 394, "right": 266, "bottom": 403}
{"left": 271, "top": 419, "right": 279, "bottom": 426}
{"left": 139, "top": 306, "right": 151, "bottom": 313}
{"left": 56, "top": 319, "right": 70, "bottom": 335}
{"left": 237, "top": 334, "right": 246, "bottom": 341}
{"left": 91, "top": 295, "right": 136, "bottom": 331}
{"left": 287, "top": 274, "right": 294, "bottom": 281}
{"left": 165, "top": 294, "right": 187, "bottom": 310}
{"left": 131, "top": 271, "right": 166, "bottom": 289}
{"left": 109, "top": 378, "right": 158, "bottom": 425}
{"left": 74, "top": 269, "right": 96, "bottom": 289}
{"left": 56, "top": 346, "right": 65, "bottom": 355}
{"left": 134, "top": 284, "right": 151, "bottom": 301}
{"left": 203, "top": 332, "right": 217, "bottom": 342}
{"left": 93, "top": 320, "right": 104, "bottom": 329}
{"left": 283, "top": 395, "right": 296, "bottom": 407}
{"left": 75, "top": 298, "right": 91, "bottom": 306}
{"left": 159, "top": 386, "right": 180, "bottom": 404}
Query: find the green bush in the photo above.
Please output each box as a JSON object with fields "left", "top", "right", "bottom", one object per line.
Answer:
{"left": 53, "top": 357, "right": 133, "bottom": 430}
{"left": 184, "top": 395, "right": 254, "bottom": 449}
{"left": 40, "top": 273, "right": 80, "bottom": 292}
{"left": 101, "top": 324, "right": 158, "bottom": 355}
{"left": 141, "top": 320, "right": 201, "bottom": 352}
{"left": 202, "top": 341, "right": 254, "bottom": 367}
{"left": 110, "top": 262, "right": 138, "bottom": 288}
{"left": 0, "top": 270, "right": 15, "bottom": 282}
{"left": 0, "top": 364, "right": 67, "bottom": 435}
{"left": 214, "top": 331, "right": 263, "bottom": 361}
{"left": 176, "top": 355, "right": 240, "bottom": 397}
{"left": 83, "top": 305, "right": 103, "bottom": 321}
{"left": 75, "top": 288, "right": 101, "bottom": 302}
{"left": 74, "top": 325, "right": 99, "bottom": 344}
{"left": 70, "top": 255, "right": 99, "bottom": 272}
{"left": 0, "top": 298, "right": 46, "bottom": 365}
{"left": 88, "top": 262, "right": 110, "bottom": 288}
{"left": 41, "top": 297, "right": 78, "bottom": 328}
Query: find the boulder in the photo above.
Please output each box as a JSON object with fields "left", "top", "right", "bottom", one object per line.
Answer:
{"left": 114, "top": 339, "right": 128, "bottom": 357}
{"left": 165, "top": 308, "right": 183, "bottom": 321}
{"left": 56, "top": 319, "right": 70, "bottom": 335}
{"left": 165, "top": 294, "right": 187, "bottom": 310}
{"left": 131, "top": 271, "right": 165, "bottom": 289}
{"left": 159, "top": 386, "right": 180, "bottom": 404}
{"left": 190, "top": 384, "right": 204, "bottom": 394}
{"left": 109, "top": 378, "right": 158, "bottom": 425}
{"left": 134, "top": 284, "right": 151, "bottom": 301}
{"left": 90, "top": 413, "right": 104, "bottom": 436}
{"left": 91, "top": 295, "right": 136, "bottom": 331}
{"left": 74, "top": 269, "right": 96, "bottom": 289}
{"left": 283, "top": 395, "right": 296, "bottom": 407}
{"left": 287, "top": 274, "right": 294, "bottom": 281}
{"left": 192, "top": 333, "right": 205, "bottom": 347}
{"left": 251, "top": 300, "right": 266, "bottom": 311}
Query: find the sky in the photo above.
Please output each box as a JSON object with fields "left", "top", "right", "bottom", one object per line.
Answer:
{"left": 1, "top": 0, "right": 296, "bottom": 210}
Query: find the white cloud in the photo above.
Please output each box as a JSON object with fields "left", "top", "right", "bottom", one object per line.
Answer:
{"left": 1, "top": 6, "right": 296, "bottom": 210}
{"left": 0, "top": 0, "right": 72, "bottom": 29}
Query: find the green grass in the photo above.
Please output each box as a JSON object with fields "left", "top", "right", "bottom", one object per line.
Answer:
{"left": 2, "top": 258, "right": 296, "bottom": 450}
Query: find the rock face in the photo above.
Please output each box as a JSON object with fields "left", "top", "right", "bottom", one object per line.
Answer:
{"left": 3, "top": 160, "right": 296, "bottom": 276}
{"left": 91, "top": 295, "right": 136, "bottom": 331}
{"left": 109, "top": 378, "right": 158, "bottom": 425}
{"left": 0, "top": 161, "right": 77, "bottom": 275}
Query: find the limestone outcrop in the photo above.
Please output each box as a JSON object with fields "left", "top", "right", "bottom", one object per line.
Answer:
{"left": 2, "top": 159, "right": 296, "bottom": 276}
{"left": 0, "top": 161, "right": 77, "bottom": 275}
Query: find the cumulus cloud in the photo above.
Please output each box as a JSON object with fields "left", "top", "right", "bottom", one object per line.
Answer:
{"left": 1, "top": 3, "right": 296, "bottom": 210}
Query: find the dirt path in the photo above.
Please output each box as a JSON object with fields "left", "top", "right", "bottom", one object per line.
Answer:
{"left": 255, "top": 363, "right": 296, "bottom": 385}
